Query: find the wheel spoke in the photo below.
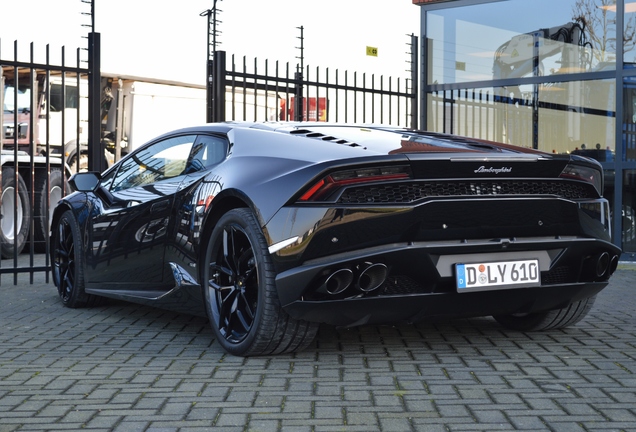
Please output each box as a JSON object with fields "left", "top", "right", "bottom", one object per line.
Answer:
{"left": 55, "top": 248, "right": 69, "bottom": 260}
{"left": 238, "top": 291, "right": 255, "bottom": 321}
{"left": 232, "top": 310, "right": 251, "bottom": 336}
{"left": 209, "top": 220, "right": 259, "bottom": 344}
{"left": 222, "top": 227, "right": 239, "bottom": 275}
{"left": 209, "top": 279, "right": 233, "bottom": 291}
{"left": 225, "top": 292, "right": 251, "bottom": 338}
{"left": 208, "top": 263, "right": 233, "bottom": 291}
{"left": 217, "top": 287, "right": 240, "bottom": 336}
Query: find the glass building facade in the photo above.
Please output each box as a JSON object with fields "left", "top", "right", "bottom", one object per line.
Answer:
{"left": 415, "top": 0, "right": 636, "bottom": 259}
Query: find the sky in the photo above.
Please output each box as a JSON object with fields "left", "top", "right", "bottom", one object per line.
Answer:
{"left": 1, "top": 0, "right": 421, "bottom": 85}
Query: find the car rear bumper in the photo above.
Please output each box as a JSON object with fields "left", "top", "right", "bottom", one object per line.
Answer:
{"left": 281, "top": 281, "right": 607, "bottom": 327}
{"left": 274, "top": 236, "right": 621, "bottom": 326}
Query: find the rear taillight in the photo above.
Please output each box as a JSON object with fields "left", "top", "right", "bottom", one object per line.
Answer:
{"left": 299, "top": 165, "right": 412, "bottom": 202}
{"left": 559, "top": 163, "right": 603, "bottom": 196}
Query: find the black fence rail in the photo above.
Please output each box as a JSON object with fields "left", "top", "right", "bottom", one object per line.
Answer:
{"left": 1, "top": 39, "right": 93, "bottom": 284}
{"left": 209, "top": 50, "right": 418, "bottom": 129}
{"left": 2, "top": 38, "right": 416, "bottom": 283}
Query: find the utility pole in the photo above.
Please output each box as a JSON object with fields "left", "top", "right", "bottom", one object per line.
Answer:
{"left": 201, "top": 1, "right": 223, "bottom": 122}
{"left": 83, "top": 0, "right": 102, "bottom": 172}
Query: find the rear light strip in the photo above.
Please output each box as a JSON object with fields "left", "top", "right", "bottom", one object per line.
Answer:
{"left": 299, "top": 165, "right": 412, "bottom": 202}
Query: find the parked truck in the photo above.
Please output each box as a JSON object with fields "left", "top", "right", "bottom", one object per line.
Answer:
{"left": 2, "top": 68, "right": 208, "bottom": 258}
{"left": 100, "top": 75, "right": 207, "bottom": 157}
{"left": 60, "top": 74, "right": 207, "bottom": 170}
{"left": 1, "top": 67, "right": 69, "bottom": 258}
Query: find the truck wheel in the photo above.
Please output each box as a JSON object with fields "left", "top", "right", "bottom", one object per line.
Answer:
{"left": 69, "top": 153, "right": 89, "bottom": 174}
{"left": 493, "top": 295, "right": 596, "bottom": 331}
{"left": 202, "top": 208, "right": 318, "bottom": 356}
{"left": 1, "top": 167, "right": 31, "bottom": 259}
{"left": 33, "top": 169, "right": 66, "bottom": 252}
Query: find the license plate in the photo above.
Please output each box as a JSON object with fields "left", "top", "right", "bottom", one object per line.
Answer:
{"left": 456, "top": 259, "right": 540, "bottom": 292}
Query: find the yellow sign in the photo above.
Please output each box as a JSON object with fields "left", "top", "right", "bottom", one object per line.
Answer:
{"left": 366, "top": 46, "right": 378, "bottom": 57}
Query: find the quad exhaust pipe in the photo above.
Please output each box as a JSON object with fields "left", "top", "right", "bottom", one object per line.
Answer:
{"left": 592, "top": 252, "right": 620, "bottom": 279}
{"left": 319, "top": 262, "right": 388, "bottom": 295}
{"left": 595, "top": 252, "right": 610, "bottom": 278}
{"left": 320, "top": 268, "right": 354, "bottom": 295}
{"left": 356, "top": 262, "right": 388, "bottom": 292}
{"left": 609, "top": 254, "right": 619, "bottom": 275}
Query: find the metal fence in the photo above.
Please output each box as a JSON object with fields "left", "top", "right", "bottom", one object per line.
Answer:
{"left": 209, "top": 48, "right": 418, "bottom": 129}
{"left": 1, "top": 40, "right": 93, "bottom": 284}
{"left": 2, "top": 36, "right": 417, "bottom": 283}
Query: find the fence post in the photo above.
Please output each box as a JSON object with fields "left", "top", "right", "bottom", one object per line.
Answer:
{"left": 87, "top": 32, "right": 102, "bottom": 172}
{"left": 207, "top": 58, "right": 214, "bottom": 123}
{"left": 410, "top": 34, "right": 419, "bottom": 130}
{"left": 212, "top": 50, "right": 226, "bottom": 122}
{"left": 294, "top": 71, "right": 304, "bottom": 122}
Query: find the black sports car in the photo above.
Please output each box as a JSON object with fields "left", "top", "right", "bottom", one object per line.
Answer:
{"left": 50, "top": 122, "right": 622, "bottom": 356}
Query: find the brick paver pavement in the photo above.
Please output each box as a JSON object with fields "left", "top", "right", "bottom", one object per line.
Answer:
{"left": 1, "top": 265, "right": 634, "bottom": 431}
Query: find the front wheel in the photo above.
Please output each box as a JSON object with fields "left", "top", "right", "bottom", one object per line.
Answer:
{"left": 51, "top": 210, "right": 102, "bottom": 308}
{"left": 203, "top": 208, "right": 317, "bottom": 356}
{"left": 493, "top": 295, "right": 596, "bottom": 331}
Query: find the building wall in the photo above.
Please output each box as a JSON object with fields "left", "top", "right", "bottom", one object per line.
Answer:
{"left": 416, "top": 0, "right": 636, "bottom": 259}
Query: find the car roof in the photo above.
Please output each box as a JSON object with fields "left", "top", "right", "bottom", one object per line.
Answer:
{"left": 157, "top": 121, "right": 550, "bottom": 157}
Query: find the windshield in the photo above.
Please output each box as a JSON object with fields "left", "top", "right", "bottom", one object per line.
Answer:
{"left": 3, "top": 85, "right": 32, "bottom": 113}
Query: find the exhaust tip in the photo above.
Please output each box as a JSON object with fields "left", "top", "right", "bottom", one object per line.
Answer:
{"left": 357, "top": 262, "right": 388, "bottom": 292}
{"left": 609, "top": 254, "right": 619, "bottom": 276}
{"left": 321, "top": 268, "right": 354, "bottom": 295}
{"left": 595, "top": 252, "right": 610, "bottom": 278}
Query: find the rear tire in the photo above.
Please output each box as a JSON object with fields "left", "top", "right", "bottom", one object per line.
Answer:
{"left": 1, "top": 167, "right": 30, "bottom": 259}
{"left": 203, "top": 208, "right": 318, "bottom": 356}
{"left": 493, "top": 296, "right": 596, "bottom": 331}
{"left": 51, "top": 210, "right": 102, "bottom": 308}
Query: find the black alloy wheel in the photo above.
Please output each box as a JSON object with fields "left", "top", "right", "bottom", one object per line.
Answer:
{"left": 203, "top": 208, "right": 318, "bottom": 356}
{"left": 52, "top": 210, "right": 100, "bottom": 308}
{"left": 209, "top": 221, "right": 258, "bottom": 344}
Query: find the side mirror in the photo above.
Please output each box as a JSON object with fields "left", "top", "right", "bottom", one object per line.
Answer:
{"left": 69, "top": 172, "right": 101, "bottom": 192}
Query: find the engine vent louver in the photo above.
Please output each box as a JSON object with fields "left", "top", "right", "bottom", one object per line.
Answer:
{"left": 290, "top": 129, "right": 362, "bottom": 147}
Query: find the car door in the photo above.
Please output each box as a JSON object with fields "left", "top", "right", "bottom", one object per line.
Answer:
{"left": 85, "top": 134, "right": 197, "bottom": 288}
{"left": 168, "top": 133, "right": 230, "bottom": 259}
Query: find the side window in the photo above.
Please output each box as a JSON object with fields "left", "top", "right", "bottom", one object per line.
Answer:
{"left": 110, "top": 135, "right": 196, "bottom": 192}
{"left": 185, "top": 134, "right": 228, "bottom": 173}
{"left": 49, "top": 83, "right": 79, "bottom": 112}
{"left": 100, "top": 167, "right": 116, "bottom": 191}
